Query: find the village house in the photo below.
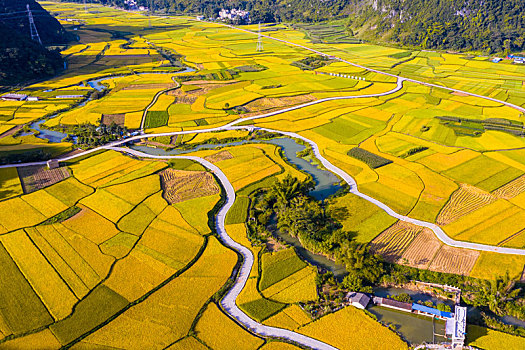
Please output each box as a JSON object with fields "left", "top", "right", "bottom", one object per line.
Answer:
{"left": 1, "top": 93, "right": 28, "bottom": 101}
{"left": 372, "top": 296, "right": 412, "bottom": 312}
{"left": 347, "top": 292, "right": 370, "bottom": 310}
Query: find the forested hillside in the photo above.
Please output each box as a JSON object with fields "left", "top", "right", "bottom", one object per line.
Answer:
{"left": 0, "top": 0, "right": 72, "bottom": 87}
{"left": 71, "top": 0, "right": 525, "bottom": 54}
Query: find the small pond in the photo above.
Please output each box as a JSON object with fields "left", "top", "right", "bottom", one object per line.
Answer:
{"left": 368, "top": 305, "right": 447, "bottom": 345}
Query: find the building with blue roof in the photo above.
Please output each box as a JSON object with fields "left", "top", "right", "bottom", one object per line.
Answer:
{"left": 411, "top": 303, "right": 453, "bottom": 319}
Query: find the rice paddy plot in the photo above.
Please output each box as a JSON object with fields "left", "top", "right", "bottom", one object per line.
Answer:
{"left": 437, "top": 184, "right": 496, "bottom": 225}
{"left": 259, "top": 248, "right": 308, "bottom": 291}
{"left": 469, "top": 252, "right": 525, "bottom": 280}
{"left": 443, "top": 155, "right": 523, "bottom": 192}
{"left": 0, "top": 167, "right": 23, "bottom": 201}
{"left": 370, "top": 222, "right": 420, "bottom": 263}
{"left": 328, "top": 192, "right": 398, "bottom": 243}
{"left": 297, "top": 306, "right": 408, "bottom": 350}
{"left": 194, "top": 303, "right": 264, "bottom": 350}
{"left": 0, "top": 242, "right": 53, "bottom": 337}
{"left": 79, "top": 237, "right": 237, "bottom": 349}
{"left": 0, "top": 230, "right": 78, "bottom": 320}
{"left": 159, "top": 168, "right": 220, "bottom": 204}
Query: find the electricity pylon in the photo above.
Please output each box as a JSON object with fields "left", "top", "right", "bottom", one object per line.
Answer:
{"left": 27, "top": 4, "right": 42, "bottom": 45}
{"left": 256, "top": 22, "right": 263, "bottom": 51}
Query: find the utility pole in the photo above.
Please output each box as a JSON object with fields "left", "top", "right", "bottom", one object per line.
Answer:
{"left": 256, "top": 22, "right": 263, "bottom": 52}
{"left": 83, "top": 0, "right": 87, "bottom": 13}
{"left": 148, "top": 0, "right": 152, "bottom": 28}
{"left": 27, "top": 4, "right": 42, "bottom": 45}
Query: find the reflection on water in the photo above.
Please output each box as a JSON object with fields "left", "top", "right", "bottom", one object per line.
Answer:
{"left": 368, "top": 305, "right": 447, "bottom": 345}
{"left": 131, "top": 137, "right": 343, "bottom": 200}
{"left": 132, "top": 137, "right": 347, "bottom": 276}
{"left": 26, "top": 68, "right": 196, "bottom": 143}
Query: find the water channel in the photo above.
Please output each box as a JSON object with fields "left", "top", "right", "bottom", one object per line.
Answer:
{"left": 24, "top": 68, "right": 196, "bottom": 143}
{"left": 132, "top": 137, "right": 455, "bottom": 345}
{"left": 131, "top": 137, "right": 347, "bottom": 274}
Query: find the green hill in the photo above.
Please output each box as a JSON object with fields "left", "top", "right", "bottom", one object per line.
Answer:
{"left": 72, "top": 0, "right": 525, "bottom": 53}
{"left": 0, "top": 0, "right": 73, "bottom": 88}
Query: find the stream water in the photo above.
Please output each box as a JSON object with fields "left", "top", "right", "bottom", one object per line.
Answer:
{"left": 25, "top": 68, "right": 196, "bottom": 143}
{"left": 131, "top": 137, "right": 347, "bottom": 276}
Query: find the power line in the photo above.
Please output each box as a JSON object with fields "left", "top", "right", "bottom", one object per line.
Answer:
{"left": 0, "top": 10, "right": 47, "bottom": 17}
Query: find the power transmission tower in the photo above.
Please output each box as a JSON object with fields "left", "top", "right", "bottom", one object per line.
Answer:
{"left": 83, "top": 0, "right": 87, "bottom": 13}
{"left": 27, "top": 4, "right": 42, "bottom": 45}
{"left": 256, "top": 22, "right": 263, "bottom": 52}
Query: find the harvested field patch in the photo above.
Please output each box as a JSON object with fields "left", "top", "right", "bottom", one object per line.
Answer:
{"left": 17, "top": 166, "right": 70, "bottom": 194}
{"left": 428, "top": 245, "right": 480, "bottom": 275}
{"left": 370, "top": 222, "right": 420, "bottom": 263}
{"left": 436, "top": 184, "right": 496, "bottom": 225}
{"left": 399, "top": 229, "right": 441, "bottom": 269}
{"left": 159, "top": 169, "right": 219, "bottom": 204}
{"left": 101, "top": 114, "right": 125, "bottom": 126}
{"left": 493, "top": 174, "right": 525, "bottom": 199}
{"left": 204, "top": 150, "right": 233, "bottom": 163}
{"left": 244, "top": 95, "right": 316, "bottom": 112}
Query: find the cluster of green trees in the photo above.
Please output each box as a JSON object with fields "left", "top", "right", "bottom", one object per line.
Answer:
{"left": 59, "top": 122, "right": 128, "bottom": 147}
{"left": 250, "top": 175, "right": 385, "bottom": 292}
{"left": 0, "top": 149, "right": 52, "bottom": 165}
{"left": 249, "top": 175, "right": 525, "bottom": 335}
{"left": 67, "top": 0, "right": 525, "bottom": 53}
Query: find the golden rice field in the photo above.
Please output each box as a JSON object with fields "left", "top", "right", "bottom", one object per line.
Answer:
{"left": 437, "top": 184, "right": 496, "bottom": 225}
{"left": 4, "top": 0, "right": 525, "bottom": 348}
{"left": 0, "top": 149, "right": 250, "bottom": 347}
{"left": 297, "top": 306, "right": 408, "bottom": 350}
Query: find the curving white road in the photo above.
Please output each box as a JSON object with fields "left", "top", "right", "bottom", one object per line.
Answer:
{"left": 139, "top": 77, "right": 181, "bottom": 132}
{"left": 107, "top": 146, "right": 338, "bottom": 350}
{"left": 4, "top": 24, "right": 525, "bottom": 347}
{"left": 213, "top": 22, "right": 525, "bottom": 114}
